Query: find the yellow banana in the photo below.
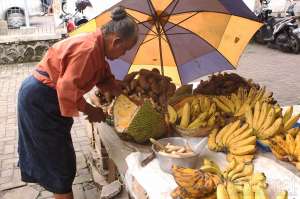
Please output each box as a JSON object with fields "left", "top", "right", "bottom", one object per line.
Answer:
{"left": 271, "top": 136, "right": 290, "bottom": 155}
{"left": 207, "top": 114, "right": 216, "bottom": 127}
{"left": 231, "top": 93, "right": 242, "bottom": 112}
{"left": 229, "top": 145, "right": 256, "bottom": 156}
{"left": 180, "top": 102, "right": 191, "bottom": 128}
{"left": 252, "top": 101, "right": 262, "bottom": 130}
{"left": 231, "top": 164, "right": 254, "bottom": 181}
{"left": 228, "top": 128, "right": 254, "bottom": 147}
{"left": 227, "top": 162, "right": 245, "bottom": 180}
{"left": 222, "top": 120, "right": 241, "bottom": 146}
{"left": 200, "top": 165, "right": 222, "bottom": 176}
{"left": 223, "top": 158, "right": 237, "bottom": 178}
{"left": 254, "top": 186, "right": 269, "bottom": 199}
{"left": 208, "top": 129, "right": 222, "bottom": 151}
{"left": 177, "top": 106, "right": 183, "bottom": 119}
{"left": 254, "top": 86, "right": 266, "bottom": 103}
{"left": 284, "top": 114, "right": 300, "bottom": 131}
{"left": 203, "top": 158, "right": 220, "bottom": 169}
{"left": 226, "top": 123, "right": 250, "bottom": 146}
{"left": 167, "top": 105, "right": 177, "bottom": 124}
{"left": 208, "top": 103, "right": 217, "bottom": 116}
{"left": 257, "top": 103, "right": 269, "bottom": 130}
{"left": 217, "top": 184, "right": 230, "bottom": 199}
{"left": 287, "top": 127, "right": 299, "bottom": 137}
{"left": 235, "top": 102, "right": 251, "bottom": 117}
{"left": 259, "top": 118, "right": 283, "bottom": 139}
{"left": 274, "top": 104, "right": 282, "bottom": 118}
{"left": 243, "top": 182, "right": 255, "bottom": 199}
{"left": 283, "top": 106, "right": 293, "bottom": 124}
{"left": 250, "top": 173, "right": 266, "bottom": 185}
{"left": 213, "top": 97, "right": 232, "bottom": 113}
{"left": 227, "top": 154, "right": 254, "bottom": 164}
{"left": 203, "top": 96, "right": 211, "bottom": 112}
{"left": 230, "top": 136, "right": 256, "bottom": 149}
{"left": 245, "top": 108, "right": 254, "bottom": 128}
{"left": 187, "top": 112, "right": 208, "bottom": 129}
{"left": 226, "top": 182, "right": 240, "bottom": 199}
{"left": 286, "top": 133, "right": 296, "bottom": 156}
{"left": 219, "top": 96, "right": 235, "bottom": 113}
{"left": 276, "top": 191, "right": 288, "bottom": 199}
{"left": 259, "top": 108, "right": 275, "bottom": 131}
{"left": 216, "top": 123, "right": 233, "bottom": 147}
{"left": 294, "top": 133, "right": 300, "bottom": 157}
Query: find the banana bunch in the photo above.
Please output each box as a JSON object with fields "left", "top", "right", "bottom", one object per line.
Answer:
{"left": 208, "top": 120, "right": 256, "bottom": 159}
{"left": 268, "top": 133, "right": 300, "bottom": 166}
{"left": 200, "top": 158, "right": 275, "bottom": 199}
{"left": 176, "top": 96, "right": 221, "bottom": 129}
{"left": 200, "top": 158, "right": 265, "bottom": 190}
{"left": 171, "top": 165, "right": 221, "bottom": 199}
{"left": 244, "top": 101, "right": 283, "bottom": 141}
{"left": 213, "top": 87, "right": 275, "bottom": 117}
{"left": 282, "top": 106, "right": 300, "bottom": 135}
{"left": 217, "top": 183, "right": 288, "bottom": 199}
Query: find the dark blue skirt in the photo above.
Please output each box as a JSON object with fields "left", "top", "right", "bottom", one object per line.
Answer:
{"left": 17, "top": 75, "right": 76, "bottom": 194}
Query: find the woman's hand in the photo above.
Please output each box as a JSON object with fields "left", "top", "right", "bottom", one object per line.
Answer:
{"left": 84, "top": 103, "right": 106, "bottom": 123}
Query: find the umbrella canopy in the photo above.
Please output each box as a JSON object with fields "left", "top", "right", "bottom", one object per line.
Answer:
{"left": 70, "top": 0, "right": 262, "bottom": 85}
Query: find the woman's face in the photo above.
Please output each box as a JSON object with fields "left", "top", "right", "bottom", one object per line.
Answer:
{"left": 105, "top": 34, "right": 137, "bottom": 60}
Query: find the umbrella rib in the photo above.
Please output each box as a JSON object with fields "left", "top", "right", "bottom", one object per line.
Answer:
{"left": 141, "top": 36, "right": 158, "bottom": 45}
{"left": 126, "top": 13, "right": 157, "bottom": 35}
{"left": 163, "top": 11, "right": 260, "bottom": 22}
{"left": 162, "top": 0, "right": 180, "bottom": 28}
{"left": 164, "top": 11, "right": 260, "bottom": 34}
{"left": 164, "top": 33, "right": 192, "bottom": 35}
{"left": 165, "top": 12, "right": 199, "bottom": 33}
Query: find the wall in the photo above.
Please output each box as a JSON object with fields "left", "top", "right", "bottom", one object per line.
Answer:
{"left": 0, "top": 39, "right": 58, "bottom": 65}
{"left": 0, "top": 0, "right": 41, "bottom": 19}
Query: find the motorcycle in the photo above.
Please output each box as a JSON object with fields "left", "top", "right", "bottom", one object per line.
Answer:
{"left": 254, "top": 0, "right": 300, "bottom": 54}
{"left": 59, "top": 0, "right": 92, "bottom": 34}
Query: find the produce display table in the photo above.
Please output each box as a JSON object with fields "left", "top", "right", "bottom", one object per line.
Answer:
{"left": 86, "top": 105, "right": 300, "bottom": 199}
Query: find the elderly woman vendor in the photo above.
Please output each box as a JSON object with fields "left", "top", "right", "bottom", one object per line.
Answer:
{"left": 17, "top": 7, "right": 138, "bottom": 199}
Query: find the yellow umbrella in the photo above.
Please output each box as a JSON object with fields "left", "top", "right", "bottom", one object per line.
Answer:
{"left": 70, "top": 0, "right": 262, "bottom": 85}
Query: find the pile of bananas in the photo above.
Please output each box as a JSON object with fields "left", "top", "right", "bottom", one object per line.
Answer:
{"left": 172, "top": 96, "right": 222, "bottom": 130}
{"left": 200, "top": 159, "right": 288, "bottom": 199}
{"left": 268, "top": 133, "right": 300, "bottom": 169}
{"left": 171, "top": 165, "right": 221, "bottom": 199}
{"left": 208, "top": 120, "right": 256, "bottom": 161}
{"left": 244, "top": 102, "right": 283, "bottom": 141}
{"left": 200, "top": 159, "right": 266, "bottom": 191}
{"left": 213, "top": 87, "right": 276, "bottom": 117}
{"left": 217, "top": 183, "right": 288, "bottom": 199}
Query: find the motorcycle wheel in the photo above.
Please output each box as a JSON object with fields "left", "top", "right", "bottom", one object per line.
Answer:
{"left": 289, "top": 33, "right": 300, "bottom": 54}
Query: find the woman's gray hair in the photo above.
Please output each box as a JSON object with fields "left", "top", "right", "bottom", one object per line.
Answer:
{"left": 102, "top": 6, "right": 138, "bottom": 40}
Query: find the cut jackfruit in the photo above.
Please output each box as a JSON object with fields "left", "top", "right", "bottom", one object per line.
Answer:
{"left": 113, "top": 95, "right": 166, "bottom": 143}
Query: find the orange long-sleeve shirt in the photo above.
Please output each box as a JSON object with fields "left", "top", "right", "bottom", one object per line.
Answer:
{"left": 33, "top": 29, "right": 118, "bottom": 117}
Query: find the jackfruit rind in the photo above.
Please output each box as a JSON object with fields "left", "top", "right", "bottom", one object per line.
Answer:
{"left": 126, "top": 101, "right": 166, "bottom": 143}
{"left": 113, "top": 95, "right": 139, "bottom": 132}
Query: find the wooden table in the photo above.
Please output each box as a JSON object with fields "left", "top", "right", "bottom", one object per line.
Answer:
{"left": 84, "top": 105, "right": 300, "bottom": 199}
{"left": 85, "top": 121, "right": 152, "bottom": 198}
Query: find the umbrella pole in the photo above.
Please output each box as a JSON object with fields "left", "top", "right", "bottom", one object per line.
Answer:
{"left": 157, "top": 30, "right": 172, "bottom": 136}
{"left": 157, "top": 24, "right": 164, "bottom": 76}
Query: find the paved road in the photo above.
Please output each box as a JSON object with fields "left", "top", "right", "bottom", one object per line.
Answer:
{"left": 236, "top": 43, "right": 300, "bottom": 106}
{"left": 0, "top": 63, "right": 98, "bottom": 199}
